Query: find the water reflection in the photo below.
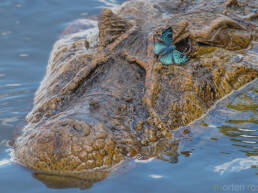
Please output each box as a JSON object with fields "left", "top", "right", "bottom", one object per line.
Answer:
{"left": 0, "top": 159, "right": 11, "bottom": 167}
{"left": 214, "top": 157, "right": 258, "bottom": 175}
{"left": 218, "top": 85, "right": 258, "bottom": 157}
{"left": 33, "top": 170, "right": 110, "bottom": 190}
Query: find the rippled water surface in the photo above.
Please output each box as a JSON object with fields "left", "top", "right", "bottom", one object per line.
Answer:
{"left": 0, "top": 0, "right": 257, "bottom": 193}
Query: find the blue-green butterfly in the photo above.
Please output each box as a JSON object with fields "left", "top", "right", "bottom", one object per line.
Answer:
{"left": 154, "top": 27, "right": 189, "bottom": 65}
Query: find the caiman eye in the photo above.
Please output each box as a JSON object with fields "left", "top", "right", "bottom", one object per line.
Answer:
{"left": 175, "top": 37, "right": 192, "bottom": 55}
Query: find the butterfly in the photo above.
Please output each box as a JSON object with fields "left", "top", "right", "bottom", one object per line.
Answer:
{"left": 154, "top": 27, "right": 189, "bottom": 65}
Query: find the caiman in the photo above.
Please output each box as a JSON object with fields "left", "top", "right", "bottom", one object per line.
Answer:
{"left": 14, "top": 0, "right": 258, "bottom": 189}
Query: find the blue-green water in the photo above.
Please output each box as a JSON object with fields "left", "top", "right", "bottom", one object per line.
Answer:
{"left": 0, "top": 0, "right": 257, "bottom": 192}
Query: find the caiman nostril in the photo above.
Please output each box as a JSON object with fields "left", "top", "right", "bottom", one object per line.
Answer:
{"left": 70, "top": 121, "right": 91, "bottom": 137}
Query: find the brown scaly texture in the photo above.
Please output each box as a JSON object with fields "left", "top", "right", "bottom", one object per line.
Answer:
{"left": 14, "top": 0, "right": 258, "bottom": 188}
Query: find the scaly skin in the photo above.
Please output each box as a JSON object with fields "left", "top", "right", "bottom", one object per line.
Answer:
{"left": 14, "top": 0, "right": 258, "bottom": 188}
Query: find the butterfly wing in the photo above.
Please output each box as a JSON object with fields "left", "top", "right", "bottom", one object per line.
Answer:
{"left": 161, "top": 27, "right": 173, "bottom": 46}
{"left": 154, "top": 41, "right": 167, "bottom": 55}
{"left": 160, "top": 51, "right": 173, "bottom": 65}
{"left": 172, "top": 49, "right": 189, "bottom": 65}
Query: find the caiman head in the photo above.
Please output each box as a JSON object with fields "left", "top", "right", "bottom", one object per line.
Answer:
{"left": 14, "top": 0, "right": 258, "bottom": 188}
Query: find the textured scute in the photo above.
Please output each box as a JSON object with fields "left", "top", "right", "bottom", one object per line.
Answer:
{"left": 14, "top": 0, "right": 258, "bottom": 188}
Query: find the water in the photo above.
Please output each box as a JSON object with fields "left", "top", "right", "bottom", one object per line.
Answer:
{"left": 0, "top": 0, "right": 257, "bottom": 192}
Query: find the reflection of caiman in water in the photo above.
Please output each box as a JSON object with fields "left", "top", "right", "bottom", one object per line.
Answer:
{"left": 14, "top": 0, "right": 258, "bottom": 189}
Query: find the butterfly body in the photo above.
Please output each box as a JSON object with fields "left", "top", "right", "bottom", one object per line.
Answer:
{"left": 154, "top": 27, "right": 189, "bottom": 65}
{"left": 163, "top": 45, "right": 175, "bottom": 55}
